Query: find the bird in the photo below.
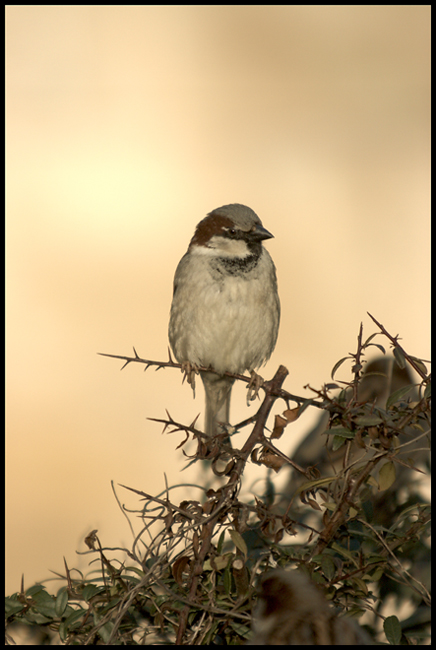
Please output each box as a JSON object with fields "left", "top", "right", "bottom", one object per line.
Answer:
{"left": 247, "top": 569, "right": 372, "bottom": 645}
{"left": 276, "top": 356, "right": 430, "bottom": 527}
{"left": 168, "top": 203, "right": 280, "bottom": 439}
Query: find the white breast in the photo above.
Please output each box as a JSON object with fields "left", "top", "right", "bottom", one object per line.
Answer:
{"left": 169, "top": 247, "right": 280, "bottom": 375}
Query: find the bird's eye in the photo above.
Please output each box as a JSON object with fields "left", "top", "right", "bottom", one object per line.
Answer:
{"left": 228, "top": 228, "right": 237, "bottom": 236}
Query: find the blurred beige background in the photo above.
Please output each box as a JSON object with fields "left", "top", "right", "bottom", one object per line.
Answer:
{"left": 6, "top": 6, "right": 430, "bottom": 595}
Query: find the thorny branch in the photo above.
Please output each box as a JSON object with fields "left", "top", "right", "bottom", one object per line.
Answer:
{"left": 175, "top": 365, "right": 289, "bottom": 643}
{"left": 368, "top": 312, "right": 430, "bottom": 382}
{"left": 98, "top": 349, "right": 323, "bottom": 410}
{"left": 5, "top": 318, "right": 431, "bottom": 645}
{"left": 90, "top": 321, "right": 431, "bottom": 644}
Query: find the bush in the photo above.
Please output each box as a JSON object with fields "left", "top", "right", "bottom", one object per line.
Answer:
{"left": 5, "top": 316, "right": 431, "bottom": 645}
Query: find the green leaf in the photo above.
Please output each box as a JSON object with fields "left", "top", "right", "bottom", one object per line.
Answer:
{"left": 321, "top": 555, "right": 336, "bottom": 580}
{"left": 352, "top": 577, "right": 368, "bottom": 595}
{"left": 125, "top": 565, "right": 145, "bottom": 578}
{"left": 384, "top": 614, "right": 402, "bottom": 644}
{"left": 96, "top": 619, "right": 115, "bottom": 644}
{"left": 26, "top": 584, "right": 45, "bottom": 597}
{"left": 326, "top": 427, "right": 354, "bottom": 438}
{"left": 204, "top": 620, "right": 220, "bottom": 645}
{"left": 368, "top": 566, "right": 384, "bottom": 582}
{"left": 331, "top": 542, "right": 359, "bottom": 566}
{"left": 217, "top": 530, "right": 226, "bottom": 555}
{"left": 55, "top": 588, "right": 69, "bottom": 617}
{"left": 355, "top": 415, "right": 383, "bottom": 426}
{"left": 26, "top": 610, "right": 52, "bottom": 625}
{"left": 386, "top": 385, "right": 414, "bottom": 408}
{"left": 379, "top": 462, "right": 396, "bottom": 491}
{"left": 229, "top": 620, "right": 251, "bottom": 638}
{"left": 296, "top": 399, "right": 313, "bottom": 416}
{"left": 331, "top": 356, "right": 351, "bottom": 380}
{"left": 409, "top": 356, "right": 427, "bottom": 375}
{"left": 362, "top": 333, "right": 380, "bottom": 347}
{"left": 325, "top": 383, "right": 340, "bottom": 391}
{"left": 63, "top": 607, "right": 86, "bottom": 631}
{"left": 229, "top": 529, "right": 247, "bottom": 557}
{"left": 59, "top": 621, "right": 68, "bottom": 642}
{"left": 82, "top": 583, "right": 104, "bottom": 602}
{"left": 365, "top": 342, "right": 386, "bottom": 354}
{"left": 223, "top": 562, "right": 233, "bottom": 595}
{"left": 206, "top": 553, "right": 232, "bottom": 571}
{"left": 5, "top": 597, "right": 25, "bottom": 617}
{"left": 367, "top": 475, "right": 378, "bottom": 488}
{"left": 332, "top": 435, "right": 346, "bottom": 451}
{"left": 297, "top": 476, "right": 338, "bottom": 493}
{"left": 393, "top": 348, "right": 406, "bottom": 369}
{"left": 32, "top": 589, "right": 57, "bottom": 618}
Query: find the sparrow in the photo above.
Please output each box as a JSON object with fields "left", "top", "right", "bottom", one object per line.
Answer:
{"left": 248, "top": 569, "right": 372, "bottom": 645}
{"left": 168, "top": 203, "right": 280, "bottom": 438}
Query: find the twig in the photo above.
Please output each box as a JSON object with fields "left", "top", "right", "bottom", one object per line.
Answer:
{"left": 175, "top": 365, "right": 289, "bottom": 644}
{"left": 367, "top": 312, "right": 429, "bottom": 381}
{"left": 98, "top": 349, "right": 324, "bottom": 409}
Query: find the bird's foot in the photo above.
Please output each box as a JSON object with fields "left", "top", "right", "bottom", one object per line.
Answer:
{"left": 181, "top": 361, "right": 200, "bottom": 396}
{"left": 247, "top": 370, "right": 264, "bottom": 405}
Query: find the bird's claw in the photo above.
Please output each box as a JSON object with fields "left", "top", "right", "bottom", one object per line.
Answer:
{"left": 247, "top": 370, "right": 264, "bottom": 405}
{"left": 181, "top": 361, "right": 199, "bottom": 396}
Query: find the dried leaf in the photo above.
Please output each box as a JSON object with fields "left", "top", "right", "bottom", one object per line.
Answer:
{"left": 271, "top": 414, "right": 288, "bottom": 439}
{"left": 164, "top": 507, "right": 174, "bottom": 527}
{"left": 175, "top": 431, "right": 190, "bottom": 449}
{"left": 209, "top": 554, "right": 232, "bottom": 571}
{"left": 283, "top": 407, "right": 300, "bottom": 423}
{"left": 192, "top": 531, "right": 199, "bottom": 555}
{"left": 84, "top": 530, "right": 98, "bottom": 550}
{"left": 172, "top": 556, "right": 190, "bottom": 585}
{"left": 224, "top": 459, "right": 236, "bottom": 475}
{"left": 260, "top": 450, "right": 287, "bottom": 472}
{"left": 354, "top": 430, "right": 367, "bottom": 449}
{"left": 356, "top": 415, "right": 382, "bottom": 426}
{"left": 202, "top": 499, "right": 215, "bottom": 515}
{"left": 307, "top": 497, "right": 322, "bottom": 511}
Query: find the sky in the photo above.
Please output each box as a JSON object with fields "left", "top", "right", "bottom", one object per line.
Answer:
{"left": 6, "top": 5, "right": 430, "bottom": 596}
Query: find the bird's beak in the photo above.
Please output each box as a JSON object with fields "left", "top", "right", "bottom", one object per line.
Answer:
{"left": 251, "top": 224, "right": 274, "bottom": 241}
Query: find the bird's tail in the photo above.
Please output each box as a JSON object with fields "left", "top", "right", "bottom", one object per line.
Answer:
{"left": 201, "top": 372, "right": 235, "bottom": 437}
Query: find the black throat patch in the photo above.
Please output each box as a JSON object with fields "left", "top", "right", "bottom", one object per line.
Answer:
{"left": 213, "top": 250, "right": 261, "bottom": 276}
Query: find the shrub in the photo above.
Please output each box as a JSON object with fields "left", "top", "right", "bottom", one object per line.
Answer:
{"left": 5, "top": 316, "right": 430, "bottom": 645}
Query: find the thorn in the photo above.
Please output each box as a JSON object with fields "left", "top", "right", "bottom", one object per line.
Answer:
{"left": 164, "top": 409, "right": 173, "bottom": 421}
{"left": 190, "top": 413, "right": 201, "bottom": 429}
{"left": 133, "top": 346, "right": 140, "bottom": 359}
{"left": 64, "top": 557, "right": 74, "bottom": 591}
